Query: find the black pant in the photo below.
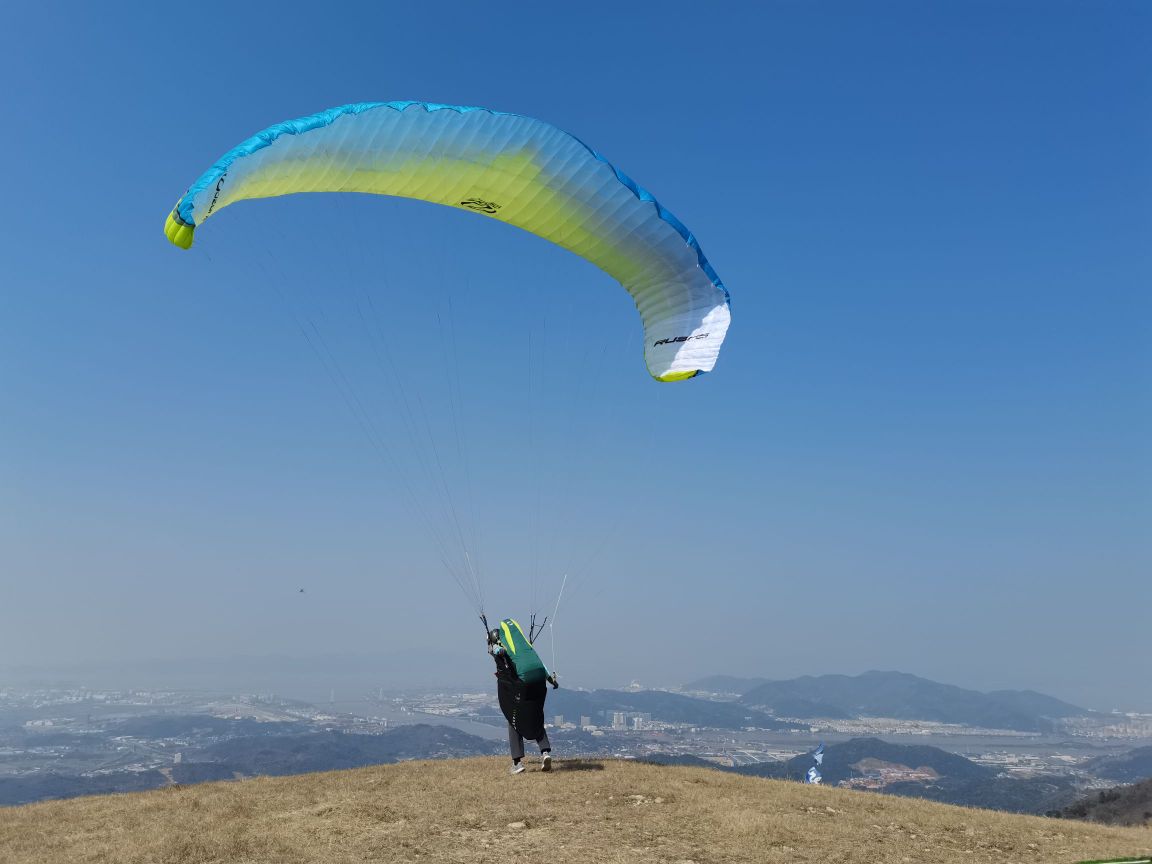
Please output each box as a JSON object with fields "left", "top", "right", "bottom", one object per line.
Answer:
{"left": 497, "top": 676, "right": 548, "bottom": 742}
{"left": 508, "top": 723, "right": 551, "bottom": 761}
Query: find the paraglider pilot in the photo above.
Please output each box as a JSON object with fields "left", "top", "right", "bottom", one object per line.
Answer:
{"left": 487, "top": 620, "right": 558, "bottom": 774}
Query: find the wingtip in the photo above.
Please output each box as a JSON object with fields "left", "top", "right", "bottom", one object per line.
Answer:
{"left": 654, "top": 369, "right": 702, "bottom": 383}
{"left": 164, "top": 209, "right": 195, "bottom": 249}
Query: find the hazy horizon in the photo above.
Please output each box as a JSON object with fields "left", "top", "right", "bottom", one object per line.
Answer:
{"left": 2, "top": 2, "right": 1148, "bottom": 716}
{"left": 3, "top": 651, "right": 1148, "bottom": 714}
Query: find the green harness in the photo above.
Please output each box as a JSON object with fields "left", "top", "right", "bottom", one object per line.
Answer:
{"left": 497, "top": 618, "right": 547, "bottom": 684}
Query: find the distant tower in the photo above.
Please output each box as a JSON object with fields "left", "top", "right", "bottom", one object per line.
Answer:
{"left": 329, "top": 689, "right": 335, "bottom": 705}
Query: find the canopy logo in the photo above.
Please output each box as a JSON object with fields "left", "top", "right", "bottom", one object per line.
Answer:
{"left": 460, "top": 198, "right": 501, "bottom": 214}
{"left": 207, "top": 174, "right": 227, "bottom": 215}
{"left": 654, "top": 333, "right": 709, "bottom": 347}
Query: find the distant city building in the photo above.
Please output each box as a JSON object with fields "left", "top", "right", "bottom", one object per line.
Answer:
{"left": 612, "top": 712, "right": 627, "bottom": 730}
{"left": 580, "top": 716, "right": 592, "bottom": 728}
{"left": 553, "top": 715, "right": 564, "bottom": 726}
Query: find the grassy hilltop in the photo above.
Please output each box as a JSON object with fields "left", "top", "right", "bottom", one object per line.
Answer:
{"left": 1, "top": 757, "right": 1148, "bottom": 864}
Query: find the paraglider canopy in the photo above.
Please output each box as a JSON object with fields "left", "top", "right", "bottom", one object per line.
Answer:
{"left": 165, "top": 101, "right": 731, "bottom": 382}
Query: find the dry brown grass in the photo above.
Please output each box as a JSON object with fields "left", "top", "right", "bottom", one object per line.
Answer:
{"left": 0, "top": 757, "right": 1148, "bottom": 863}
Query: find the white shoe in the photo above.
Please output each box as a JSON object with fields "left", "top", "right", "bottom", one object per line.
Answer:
{"left": 510, "top": 763, "right": 525, "bottom": 775}
{"left": 541, "top": 753, "right": 552, "bottom": 772}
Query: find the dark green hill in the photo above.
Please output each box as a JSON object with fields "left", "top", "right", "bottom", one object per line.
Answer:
{"left": 731, "top": 737, "right": 1077, "bottom": 814}
{"left": 1055, "top": 779, "right": 1152, "bottom": 827}
{"left": 734, "top": 736, "right": 992, "bottom": 784}
{"left": 197, "top": 724, "right": 499, "bottom": 776}
{"left": 887, "top": 774, "right": 1077, "bottom": 815}
{"left": 0, "top": 725, "right": 502, "bottom": 807}
{"left": 639, "top": 752, "right": 722, "bottom": 769}
{"left": 1088, "top": 746, "right": 1152, "bottom": 784}
{"left": 0, "top": 771, "right": 168, "bottom": 807}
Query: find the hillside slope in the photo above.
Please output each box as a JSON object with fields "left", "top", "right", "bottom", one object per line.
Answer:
{"left": 1, "top": 758, "right": 1149, "bottom": 864}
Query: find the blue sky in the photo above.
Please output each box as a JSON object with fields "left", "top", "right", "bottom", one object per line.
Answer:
{"left": 0, "top": 1, "right": 1148, "bottom": 710}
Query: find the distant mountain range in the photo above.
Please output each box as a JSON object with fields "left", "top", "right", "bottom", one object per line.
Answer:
{"left": 686, "top": 671, "right": 1090, "bottom": 732}
{"left": 682, "top": 675, "right": 769, "bottom": 695}
{"left": 547, "top": 688, "right": 803, "bottom": 731}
